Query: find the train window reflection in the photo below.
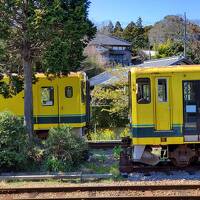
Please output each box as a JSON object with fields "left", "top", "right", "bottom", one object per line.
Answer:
{"left": 137, "top": 78, "right": 151, "bottom": 104}
{"left": 158, "top": 79, "right": 167, "bottom": 102}
{"left": 65, "top": 86, "right": 73, "bottom": 98}
{"left": 41, "top": 87, "right": 54, "bottom": 106}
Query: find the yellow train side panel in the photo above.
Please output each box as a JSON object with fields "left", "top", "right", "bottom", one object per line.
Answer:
{"left": 0, "top": 72, "right": 87, "bottom": 131}
{"left": 130, "top": 65, "right": 200, "bottom": 146}
{"left": 132, "top": 137, "right": 184, "bottom": 146}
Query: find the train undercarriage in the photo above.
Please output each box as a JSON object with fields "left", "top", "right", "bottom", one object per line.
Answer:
{"left": 119, "top": 137, "right": 200, "bottom": 173}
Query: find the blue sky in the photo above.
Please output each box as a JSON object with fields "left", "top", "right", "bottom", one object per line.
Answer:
{"left": 89, "top": 0, "right": 200, "bottom": 26}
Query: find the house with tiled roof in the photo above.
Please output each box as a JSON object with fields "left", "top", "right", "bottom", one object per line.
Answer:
{"left": 84, "top": 33, "right": 132, "bottom": 66}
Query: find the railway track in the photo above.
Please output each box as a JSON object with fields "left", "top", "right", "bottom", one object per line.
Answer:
{"left": 121, "top": 163, "right": 200, "bottom": 174}
{"left": 2, "top": 184, "right": 200, "bottom": 200}
{"left": 11, "top": 197, "right": 200, "bottom": 200}
{"left": 2, "top": 184, "right": 200, "bottom": 193}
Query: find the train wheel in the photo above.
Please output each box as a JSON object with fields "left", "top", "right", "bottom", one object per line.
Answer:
{"left": 169, "top": 145, "right": 196, "bottom": 167}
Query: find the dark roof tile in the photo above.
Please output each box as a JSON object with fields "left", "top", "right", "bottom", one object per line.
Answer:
{"left": 89, "top": 33, "right": 131, "bottom": 46}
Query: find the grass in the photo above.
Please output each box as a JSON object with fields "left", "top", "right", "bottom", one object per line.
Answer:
{"left": 80, "top": 147, "right": 122, "bottom": 180}
{"left": 82, "top": 162, "right": 122, "bottom": 180}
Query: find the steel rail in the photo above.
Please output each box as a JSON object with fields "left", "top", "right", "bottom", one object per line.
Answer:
{"left": 12, "top": 196, "right": 200, "bottom": 200}
{"left": 1, "top": 184, "right": 200, "bottom": 194}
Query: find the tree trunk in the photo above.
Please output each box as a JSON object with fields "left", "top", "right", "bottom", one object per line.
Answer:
{"left": 22, "top": 0, "right": 33, "bottom": 140}
{"left": 23, "top": 42, "right": 33, "bottom": 140}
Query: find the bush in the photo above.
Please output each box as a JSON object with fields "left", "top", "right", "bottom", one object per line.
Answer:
{"left": 0, "top": 112, "right": 28, "bottom": 171}
{"left": 88, "top": 129, "right": 115, "bottom": 141}
{"left": 43, "top": 126, "right": 88, "bottom": 172}
{"left": 91, "top": 83, "right": 129, "bottom": 128}
{"left": 81, "top": 56, "right": 105, "bottom": 79}
{"left": 120, "top": 127, "right": 131, "bottom": 138}
{"left": 113, "top": 146, "right": 122, "bottom": 160}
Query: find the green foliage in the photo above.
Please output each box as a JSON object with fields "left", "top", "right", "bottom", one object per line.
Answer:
{"left": 91, "top": 76, "right": 129, "bottom": 127}
{"left": 42, "top": 0, "right": 96, "bottom": 75}
{"left": 112, "top": 146, "right": 122, "bottom": 160}
{"left": 123, "top": 17, "right": 148, "bottom": 50}
{"left": 0, "top": 112, "right": 28, "bottom": 171}
{"left": 83, "top": 161, "right": 119, "bottom": 176}
{"left": 88, "top": 129, "right": 115, "bottom": 141}
{"left": 149, "top": 15, "right": 200, "bottom": 63}
{"left": 83, "top": 162, "right": 111, "bottom": 174}
{"left": 0, "top": 124, "right": 89, "bottom": 172}
{"left": 0, "top": 0, "right": 96, "bottom": 84}
{"left": 113, "top": 21, "right": 123, "bottom": 38}
{"left": 82, "top": 56, "right": 105, "bottom": 78}
{"left": 0, "top": 75, "right": 24, "bottom": 98}
{"left": 109, "top": 163, "right": 120, "bottom": 179}
{"left": 149, "top": 15, "right": 200, "bottom": 45}
{"left": 43, "top": 126, "right": 88, "bottom": 172}
{"left": 120, "top": 127, "right": 131, "bottom": 138}
{"left": 154, "top": 39, "right": 183, "bottom": 58}
{"left": 0, "top": 1, "right": 96, "bottom": 136}
{"left": 93, "top": 151, "right": 107, "bottom": 164}
{"left": 44, "top": 156, "right": 66, "bottom": 172}
{"left": 105, "top": 17, "right": 149, "bottom": 51}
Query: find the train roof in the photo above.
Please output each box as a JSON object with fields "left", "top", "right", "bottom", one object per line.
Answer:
{"left": 35, "top": 71, "right": 85, "bottom": 78}
{"left": 131, "top": 65, "right": 200, "bottom": 75}
{"left": 1, "top": 71, "right": 85, "bottom": 79}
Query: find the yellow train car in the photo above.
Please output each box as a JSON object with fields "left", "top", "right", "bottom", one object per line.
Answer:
{"left": 120, "top": 65, "right": 200, "bottom": 171}
{"left": 0, "top": 72, "right": 90, "bottom": 136}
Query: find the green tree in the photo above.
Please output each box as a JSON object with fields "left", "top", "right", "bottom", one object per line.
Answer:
{"left": 123, "top": 18, "right": 148, "bottom": 51}
{"left": 123, "top": 21, "right": 136, "bottom": 41}
{"left": 136, "top": 17, "right": 143, "bottom": 28}
{"left": 0, "top": 0, "right": 96, "bottom": 138}
{"left": 91, "top": 84, "right": 129, "bottom": 128}
{"left": 91, "top": 69, "right": 129, "bottom": 128}
{"left": 113, "top": 21, "right": 123, "bottom": 38}
{"left": 42, "top": 1, "right": 96, "bottom": 75}
{"left": 154, "top": 39, "right": 184, "bottom": 58}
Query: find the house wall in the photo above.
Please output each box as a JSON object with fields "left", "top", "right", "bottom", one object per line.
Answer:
{"left": 84, "top": 45, "right": 132, "bottom": 66}
{"left": 84, "top": 45, "right": 107, "bottom": 65}
{"left": 108, "top": 50, "right": 131, "bottom": 66}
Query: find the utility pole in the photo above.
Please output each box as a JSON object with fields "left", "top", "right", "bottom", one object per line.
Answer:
{"left": 184, "top": 12, "right": 187, "bottom": 58}
{"left": 148, "top": 42, "right": 151, "bottom": 60}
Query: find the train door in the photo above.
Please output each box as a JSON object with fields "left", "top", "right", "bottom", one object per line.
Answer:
{"left": 58, "top": 78, "right": 80, "bottom": 124}
{"left": 183, "top": 80, "right": 200, "bottom": 142}
{"left": 155, "top": 77, "right": 171, "bottom": 131}
{"left": 37, "top": 81, "right": 59, "bottom": 129}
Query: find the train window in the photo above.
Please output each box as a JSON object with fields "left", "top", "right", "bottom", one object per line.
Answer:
{"left": 158, "top": 79, "right": 167, "bottom": 102}
{"left": 41, "top": 87, "right": 54, "bottom": 106}
{"left": 65, "top": 86, "right": 73, "bottom": 98}
{"left": 81, "top": 81, "right": 86, "bottom": 103}
{"left": 137, "top": 78, "right": 151, "bottom": 104}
